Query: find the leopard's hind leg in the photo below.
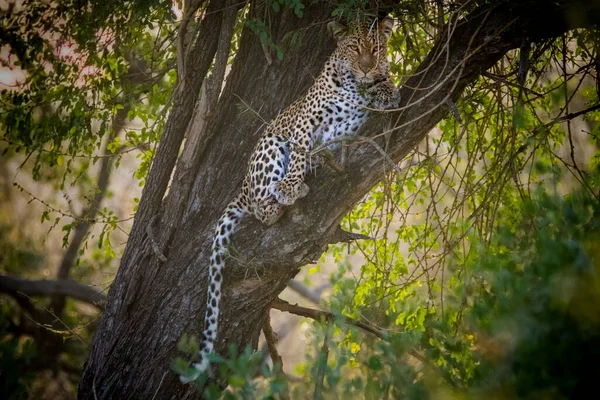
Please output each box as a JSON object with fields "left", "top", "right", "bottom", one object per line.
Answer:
{"left": 250, "top": 132, "right": 293, "bottom": 223}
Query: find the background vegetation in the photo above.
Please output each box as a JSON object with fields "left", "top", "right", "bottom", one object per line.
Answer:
{"left": 1, "top": 0, "right": 599, "bottom": 398}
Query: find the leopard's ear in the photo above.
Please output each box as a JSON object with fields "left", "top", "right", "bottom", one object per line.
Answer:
{"left": 378, "top": 16, "right": 394, "bottom": 40}
{"left": 328, "top": 21, "right": 348, "bottom": 41}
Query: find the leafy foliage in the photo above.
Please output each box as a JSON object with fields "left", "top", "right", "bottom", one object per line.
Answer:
{"left": 174, "top": 335, "right": 289, "bottom": 400}
{"left": 1, "top": 0, "right": 176, "bottom": 182}
{"left": 1, "top": 0, "right": 178, "bottom": 396}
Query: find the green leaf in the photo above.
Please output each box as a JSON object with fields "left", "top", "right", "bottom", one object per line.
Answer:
{"left": 368, "top": 355, "right": 383, "bottom": 371}
{"left": 228, "top": 375, "right": 245, "bottom": 388}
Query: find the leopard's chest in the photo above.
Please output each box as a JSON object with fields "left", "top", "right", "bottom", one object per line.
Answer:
{"left": 312, "top": 86, "right": 369, "bottom": 147}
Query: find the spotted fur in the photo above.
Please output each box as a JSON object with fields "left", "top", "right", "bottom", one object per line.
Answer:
{"left": 192, "top": 16, "right": 400, "bottom": 374}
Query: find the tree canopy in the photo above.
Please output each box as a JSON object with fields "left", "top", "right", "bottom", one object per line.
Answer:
{"left": 1, "top": 0, "right": 600, "bottom": 399}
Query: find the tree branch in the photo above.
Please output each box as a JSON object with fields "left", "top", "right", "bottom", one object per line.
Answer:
{"left": 176, "top": 0, "right": 206, "bottom": 85}
{"left": 328, "top": 226, "right": 374, "bottom": 244}
{"left": 178, "top": 0, "right": 239, "bottom": 169}
{"left": 122, "top": 0, "right": 224, "bottom": 268}
{"left": 205, "top": 0, "right": 238, "bottom": 107}
{"left": 286, "top": 280, "right": 322, "bottom": 304}
{"left": 271, "top": 298, "right": 426, "bottom": 364}
{"left": 272, "top": 298, "right": 384, "bottom": 339}
{"left": 0, "top": 275, "right": 106, "bottom": 309}
{"left": 262, "top": 316, "right": 285, "bottom": 382}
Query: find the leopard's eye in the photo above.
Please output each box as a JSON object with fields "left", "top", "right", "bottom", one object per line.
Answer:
{"left": 349, "top": 44, "right": 360, "bottom": 52}
{"left": 372, "top": 48, "right": 378, "bottom": 55}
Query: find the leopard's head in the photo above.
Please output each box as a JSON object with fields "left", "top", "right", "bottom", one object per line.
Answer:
{"left": 328, "top": 16, "right": 394, "bottom": 84}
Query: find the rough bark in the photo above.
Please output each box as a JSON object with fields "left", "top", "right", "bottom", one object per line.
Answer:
{"left": 79, "top": 1, "right": 600, "bottom": 399}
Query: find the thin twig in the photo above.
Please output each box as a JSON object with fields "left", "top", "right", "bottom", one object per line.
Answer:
{"left": 93, "top": 376, "right": 99, "bottom": 400}
{"left": 310, "top": 135, "right": 402, "bottom": 175}
{"left": 151, "top": 371, "right": 168, "bottom": 400}
{"left": 234, "top": 93, "right": 269, "bottom": 124}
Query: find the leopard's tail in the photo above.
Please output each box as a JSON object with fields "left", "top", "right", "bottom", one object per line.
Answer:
{"left": 195, "top": 195, "right": 247, "bottom": 372}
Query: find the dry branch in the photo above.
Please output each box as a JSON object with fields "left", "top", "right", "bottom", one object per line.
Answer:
{"left": 272, "top": 298, "right": 385, "bottom": 339}
{"left": 287, "top": 279, "right": 321, "bottom": 304}
{"left": 328, "top": 227, "right": 374, "bottom": 244}
{"left": 0, "top": 275, "right": 106, "bottom": 309}
{"left": 261, "top": 313, "right": 291, "bottom": 400}
{"left": 272, "top": 298, "right": 426, "bottom": 364}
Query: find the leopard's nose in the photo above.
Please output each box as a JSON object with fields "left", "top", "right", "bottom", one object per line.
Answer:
{"left": 359, "top": 55, "right": 373, "bottom": 73}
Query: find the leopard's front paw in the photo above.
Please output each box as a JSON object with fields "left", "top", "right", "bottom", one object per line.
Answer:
{"left": 269, "top": 179, "right": 309, "bottom": 206}
{"left": 255, "top": 197, "right": 284, "bottom": 226}
{"left": 385, "top": 86, "right": 402, "bottom": 108}
{"left": 388, "top": 87, "right": 401, "bottom": 108}
{"left": 369, "top": 80, "right": 401, "bottom": 110}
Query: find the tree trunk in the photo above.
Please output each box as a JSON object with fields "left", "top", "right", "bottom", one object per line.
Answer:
{"left": 78, "top": 1, "right": 600, "bottom": 398}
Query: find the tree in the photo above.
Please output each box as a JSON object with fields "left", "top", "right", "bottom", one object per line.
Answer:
{"left": 77, "top": 0, "right": 600, "bottom": 398}
{"left": 2, "top": 0, "right": 600, "bottom": 399}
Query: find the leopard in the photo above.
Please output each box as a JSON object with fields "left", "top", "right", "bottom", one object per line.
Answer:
{"left": 187, "top": 15, "right": 401, "bottom": 377}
